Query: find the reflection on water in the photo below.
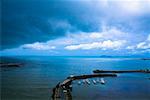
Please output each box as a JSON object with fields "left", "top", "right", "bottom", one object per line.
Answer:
{"left": 1, "top": 56, "right": 150, "bottom": 100}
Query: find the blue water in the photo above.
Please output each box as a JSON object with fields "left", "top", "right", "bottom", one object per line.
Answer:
{"left": 1, "top": 56, "right": 150, "bottom": 100}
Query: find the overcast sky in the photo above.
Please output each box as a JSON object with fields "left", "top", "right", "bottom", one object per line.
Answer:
{"left": 1, "top": 0, "right": 150, "bottom": 56}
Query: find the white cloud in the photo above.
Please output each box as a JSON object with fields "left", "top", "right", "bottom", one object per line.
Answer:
{"left": 136, "top": 34, "right": 150, "bottom": 49}
{"left": 89, "top": 32, "right": 103, "bottom": 39}
{"left": 21, "top": 26, "right": 130, "bottom": 51}
{"left": 21, "top": 25, "right": 150, "bottom": 55}
{"left": 137, "top": 42, "right": 145, "bottom": 49}
{"left": 97, "top": 0, "right": 150, "bottom": 14}
{"left": 114, "top": 0, "right": 150, "bottom": 15}
{"left": 137, "top": 42, "right": 150, "bottom": 49}
{"left": 87, "top": 27, "right": 128, "bottom": 39}
{"left": 85, "top": 0, "right": 150, "bottom": 20}
{"left": 66, "top": 26, "right": 129, "bottom": 43}
{"left": 65, "top": 40, "right": 126, "bottom": 50}
{"left": 126, "top": 34, "right": 150, "bottom": 52}
{"left": 22, "top": 42, "right": 55, "bottom": 50}
{"left": 126, "top": 46, "right": 135, "bottom": 50}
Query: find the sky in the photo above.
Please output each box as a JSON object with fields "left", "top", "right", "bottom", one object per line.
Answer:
{"left": 1, "top": 0, "right": 150, "bottom": 57}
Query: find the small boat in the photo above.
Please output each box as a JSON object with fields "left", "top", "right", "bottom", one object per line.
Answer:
{"left": 100, "top": 78, "right": 105, "bottom": 85}
{"left": 78, "top": 81, "right": 81, "bottom": 85}
{"left": 92, "top": 79, "right": 97, "bottom": 84}
{"left": 82, "top": 80, "right": 86, "bottom": 84}
{"left": 69, "top": 75, "right": 74, "bottom": 78}
{"left": 85, "top": 79, "right": 90, "bottom": 85}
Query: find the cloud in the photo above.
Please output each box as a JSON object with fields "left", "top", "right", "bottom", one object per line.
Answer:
{"left": 87, "top": 0, "right": 150, "bottom": 16}
{"left": 1, "top": 0, "right": 150, "bottom": 57}
{"left": 87, "top": 26, "right": 128, "bottom": 39}
{"left": 20, "top": 26, "right": 129, "bottom": 51}
{"left": 48, "top": 19, "right": 74, "bottom": 32}
{"left": 65, "top": 26, "right": 130, "bottom": 44}
{"left": 137, "top": 34, "right": 150, "bottom": 50}
{"left": 126, "top": 34, "right": 150, "bottom": 52}
{"left": 114, "top": 0, "right": 150, "bottom": 15}
{"left": 20, "top": 27, "right": 150, "bottom": 56}
{"left": 22, "top": 42, "right": 55, "bottom": 50}
{"left": 89, "top": 32, "right": 103, "bottom": 39}
{"left": 2, "top": 0, "right": 150, "bottom": 51}
{"left": 137, "top": 42, "right": 150, "bottom": 49}
{"left": 65, "top": 40, "right": 126, "bottom": 50}
{"left": 126, "top": 46, "right": 135, "bottom": 50}
{"left": 82, "top": 0, "right": 150, "bottom": 26}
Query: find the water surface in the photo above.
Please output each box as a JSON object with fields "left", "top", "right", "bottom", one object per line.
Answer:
{"left": 1, "top": 56, "right": 150, "bottom": 100}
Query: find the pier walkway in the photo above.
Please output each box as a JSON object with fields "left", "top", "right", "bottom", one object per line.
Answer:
{"left": 52, "top": 73, "right": 117, "bottom": 100}
{"left": 52, "top": 69, "right": 150, "bottom": 100}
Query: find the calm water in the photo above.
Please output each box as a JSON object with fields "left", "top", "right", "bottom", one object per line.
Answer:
{"left": 1, "top": 56, "right": 150, "bottom": 100}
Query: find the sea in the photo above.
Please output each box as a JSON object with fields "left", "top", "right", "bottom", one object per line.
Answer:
{"left": 1, "top": 56, "right": 150, "bottom": 100}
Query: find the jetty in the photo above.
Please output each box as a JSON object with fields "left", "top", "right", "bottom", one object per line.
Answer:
{"left": 52, "top": 73, "right": 117, "bottom": 100}
{"left": 93, "top": 69, "right": 150, "bottom": 74}
{"left": 52, "top": 69, "right": 150, "bottom": 100}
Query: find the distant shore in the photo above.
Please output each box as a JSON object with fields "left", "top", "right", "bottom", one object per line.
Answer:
{"left": 140, "top": 58, "right": 150, "bottom": 60}
{"left": 0, "top": 63, "right": 22, "bottom": 67}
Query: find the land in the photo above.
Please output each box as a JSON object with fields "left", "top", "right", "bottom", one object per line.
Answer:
{"left": 140, "top": 58, "right": 150, "bottom": 60}
{"left": 0, "top": 63, "right": 22, "bottom": 67}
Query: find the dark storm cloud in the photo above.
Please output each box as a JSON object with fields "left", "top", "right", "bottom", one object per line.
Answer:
{"left": 1, "top": 0, "right": 150, "bottom": 50}
{"left": 1, "top": 0, "right": 88, "bottom": 49}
